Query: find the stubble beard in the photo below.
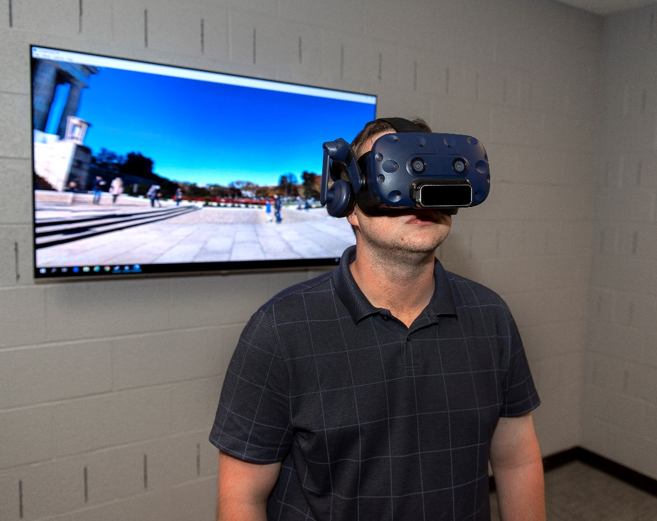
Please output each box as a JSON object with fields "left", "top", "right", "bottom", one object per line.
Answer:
{"left": 359, "top": 225, "right": 449, "bottom": 273}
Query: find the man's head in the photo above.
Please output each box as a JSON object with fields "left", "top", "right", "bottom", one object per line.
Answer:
{"left": 332, "top": 118, "right": 432, "bottom": 189}
{"left": 345, "top": 117, "right": 452, "bottom": 261}
{"left": 350, "top": 117, "right": 432, "bottom": 160}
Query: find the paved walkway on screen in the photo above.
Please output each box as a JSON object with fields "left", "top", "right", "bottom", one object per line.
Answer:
{"left": 35, "top": 204, "right": 355, "bottom": 267}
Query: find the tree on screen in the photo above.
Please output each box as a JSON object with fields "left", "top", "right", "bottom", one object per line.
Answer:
{"left": 301, "top": 171, "right": 319, "bottom": 199}
{"left": 120, "top": 152, "right": 154, "bottom": 178}
{"left": 278, "top": 173, "right": 299, "bottom": 197}
{"left": 92, "top": 148, "right": 124, "bottom": 172}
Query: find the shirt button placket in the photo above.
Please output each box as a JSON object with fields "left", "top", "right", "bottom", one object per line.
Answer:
{"left": 405, "top": 334, "right": 412, "bottom": 370}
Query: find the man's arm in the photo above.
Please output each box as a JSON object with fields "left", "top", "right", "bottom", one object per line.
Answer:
{"left": 489, "top": 412, "right": 546, "bottom": 521}
{"left": 217, "top": 451, "right": 282, "bottom": 521}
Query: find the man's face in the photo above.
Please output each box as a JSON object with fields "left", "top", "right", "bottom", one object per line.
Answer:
{"left": 346, "top": 131, "right": 452, "bottom": 257}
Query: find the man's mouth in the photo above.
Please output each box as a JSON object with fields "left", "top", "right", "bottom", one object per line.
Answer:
{"left": 404, "top": 210, "right": 448, "bottom": 224}
{"left": 407, "top": 215, "right": 437, "bottom": 225}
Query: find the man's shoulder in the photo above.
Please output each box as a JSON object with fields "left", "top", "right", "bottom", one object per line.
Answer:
{"left": 256, "top": 269, "right": 337, "bottom": 315}
{"left": 443, "top": 268, "right": 510, "bottom": 313}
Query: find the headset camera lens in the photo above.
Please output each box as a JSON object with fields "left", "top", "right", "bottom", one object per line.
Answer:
{"left": 410, "top": 158, "right": 427, "bottom": 174}
{"left": 453, "top": 159, "right": 467, "bottom": 174}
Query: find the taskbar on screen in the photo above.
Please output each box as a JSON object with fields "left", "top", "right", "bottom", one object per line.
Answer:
{"left": 34, "top": 258, "right": 341, "bottom": 280}
{"left": 36, "top": 264, "right": 144, "bottom": 278}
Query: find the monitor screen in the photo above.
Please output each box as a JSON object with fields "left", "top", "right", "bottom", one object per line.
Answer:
{"left": 31, "top": 46, "right": 377, "bottom": 280}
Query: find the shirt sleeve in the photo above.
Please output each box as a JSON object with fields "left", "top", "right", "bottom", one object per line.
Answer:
{"left": 209, "top": 309, "right": 293, "bottom": 463}
{"left": 500, "top": 313, "right": 541, "bottom": 417}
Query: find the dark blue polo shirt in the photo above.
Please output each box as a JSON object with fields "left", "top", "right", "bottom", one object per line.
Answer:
{"left": 210, "top": 246, "right": 540, "bottom": 521}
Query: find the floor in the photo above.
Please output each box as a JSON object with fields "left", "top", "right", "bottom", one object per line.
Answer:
{"left": 36, "top": 203, "right": 356, "bottom": 266}
{"left": 490, "top": 461, "right": 657, "bottom": 520}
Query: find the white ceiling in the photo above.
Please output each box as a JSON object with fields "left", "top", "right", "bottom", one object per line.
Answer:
{"left": 554, "top": 0, "right": 656, "bottom": 16}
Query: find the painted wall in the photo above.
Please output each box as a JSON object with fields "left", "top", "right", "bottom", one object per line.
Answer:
{"left": 582, "top": 4, "right": 657, "bottom": 481}
{"left": 0, "top": 0, "right": 602, "bottom": 519}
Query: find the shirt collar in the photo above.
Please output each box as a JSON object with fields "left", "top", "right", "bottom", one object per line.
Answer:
{"left": 333, "top": 245, "right": 458, "bottom": 324}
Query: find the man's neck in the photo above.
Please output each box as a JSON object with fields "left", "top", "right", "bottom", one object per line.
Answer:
{"left": 349, "top": 246, "right": 436, "bottom": 328}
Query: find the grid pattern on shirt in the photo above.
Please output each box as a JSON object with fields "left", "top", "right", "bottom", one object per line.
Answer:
{"left": 210, "top": 246, "right": 540, "bottom": 521}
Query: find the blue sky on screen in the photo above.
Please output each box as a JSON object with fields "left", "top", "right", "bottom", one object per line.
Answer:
{"left": 51, "top": 65, "right": 375, "bottom": 187}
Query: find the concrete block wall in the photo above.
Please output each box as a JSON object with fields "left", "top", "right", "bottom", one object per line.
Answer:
{"left": 0, "top": 0, "right": 602, "bottom": 519}
{"left": 581, "top": 4, "right": 657, "bottom": 481}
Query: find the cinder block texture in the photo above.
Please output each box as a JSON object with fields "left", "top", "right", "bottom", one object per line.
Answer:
{"left": 111, "top": 330, "right": 223, "bottom": 390}
{"left": 0, "top": 31, "right": 30, "bottom": 92}
{"left": 0, "top": 287, "right": 47, "bottom": 347}
{"left": 279, "top": 0, "right": 362, "bottom": 35}
{"left": 10, "top": 0, "right": 81, "bottom": 37}
{"left": 581, "top": 4, "right": 657, "bottom": 481}
{"left": 0, "top": 226, "right": 34, "bottom": 287}
{"left": 0, "top": 340, "right": 113, "bottom": 409}
{"left": 44, "top": 278, "right": 172, "bottom": 342}
{"left": 0, "top": 405, "right": 55, "bottom": 468}
{"left": 0, "top": 160, "right": 33, "bottom": 225}
{"left": 143, "top": 2, "right": 206, "bottom": 55}
{"left": 198, "top": 7, "right": 230, "bottom": 61}
{"left": 0, "top": 92, "right": 31, "bottom": 159}
{"left": 168, "top": 273, "right": 268, "bottom": 328}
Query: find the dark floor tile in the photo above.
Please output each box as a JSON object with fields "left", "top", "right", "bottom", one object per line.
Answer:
{"left": 490, "top": 461, "right": 657, "bottom": 521}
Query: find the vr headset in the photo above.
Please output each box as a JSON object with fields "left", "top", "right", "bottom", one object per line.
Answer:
{"left": 320, "top": 117, "right": 490, "bottom": 217}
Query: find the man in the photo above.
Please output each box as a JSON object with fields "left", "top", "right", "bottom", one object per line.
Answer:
{"left": 109, "top": 176, "right": 123, "bottom": 205}
{"left": 210, "top": 117, "right": 545, "bottom": 521}
{"left": 92, "top": 176, "right": 105, "bottom": 204}
{"left": 273, "top": 193, "right": 283, "bottom": 223}
{"left": 146, "top": 184, "right": 161, "bottom": 207}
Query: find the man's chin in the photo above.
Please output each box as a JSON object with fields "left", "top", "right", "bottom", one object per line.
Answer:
{"left": 382, "top": 234, "right": 449, "bottom": 257}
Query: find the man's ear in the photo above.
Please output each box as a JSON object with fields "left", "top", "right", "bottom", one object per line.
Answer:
{"left": 346, "top": 208, "right": 359, "bottom": 228}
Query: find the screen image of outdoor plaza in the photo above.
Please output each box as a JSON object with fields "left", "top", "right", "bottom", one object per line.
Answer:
{"left": 32, "top": 49, "right": 376, "bottom": 271}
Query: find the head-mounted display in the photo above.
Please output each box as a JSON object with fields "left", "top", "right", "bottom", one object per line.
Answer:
{"left": 320, "top": 118, "right": 490, "bottom": 217}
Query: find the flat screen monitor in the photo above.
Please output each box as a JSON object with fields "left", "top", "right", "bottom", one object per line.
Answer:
{"left": 31, "top": 46, "right": 377, "bottom": 280}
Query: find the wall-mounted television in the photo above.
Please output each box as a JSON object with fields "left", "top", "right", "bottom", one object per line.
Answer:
{"left": 31, "top": 46, "right": 377, "bottom": 280}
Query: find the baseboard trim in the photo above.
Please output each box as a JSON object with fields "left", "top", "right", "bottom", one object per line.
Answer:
{"left": 541, "top": 446, "right": 582, "bottom": 472}
{"left": 491, "top": 446, "right": 657, "bottom": 497}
